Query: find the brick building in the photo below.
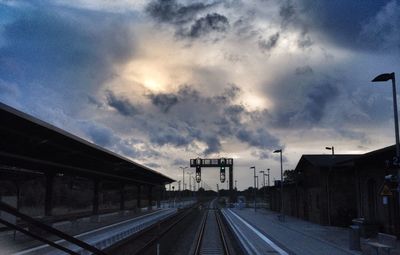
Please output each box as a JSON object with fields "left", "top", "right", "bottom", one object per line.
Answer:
{"left": 268, "top": 154, "right": 359, "bottom": 227}
{"left": 267, "top": 145, "right": 400, "bottom": 237}
{"left": 353, "top": 145, "right": 399, "bottom": 236}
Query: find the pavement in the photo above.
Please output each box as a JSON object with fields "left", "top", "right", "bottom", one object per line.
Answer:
{"left": 227, "top": 207, "right": 400, "bottom": 255}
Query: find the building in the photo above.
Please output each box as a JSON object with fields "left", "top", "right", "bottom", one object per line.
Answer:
{"left": 353, "top": 145, "right": 399, "bottom": 236}
{"left": 268, "top": 154, "right": 359, "bottom": 227}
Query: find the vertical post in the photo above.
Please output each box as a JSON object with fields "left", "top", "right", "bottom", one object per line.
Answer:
{"left": 280, "top": 152, "right": 283, "bottom": 218}
{"left": 120, "top": 183, "right": 125, "bottom": 211}
{"left": 267, "top": 168, "right": 270, "bottom": 187}
{"left": 250, "top": 166, "right": 256, "bottom": 212}
{"left": 44, "top": 174, "right": 54, "bottom": 216}
{"left": 137, "top": 184, "right": 141, "bottom": 210}
{"left": 391, "top": 74, "right": 400, "bottom": 236}
{"left": 148, "top": 185, "right": 153, "bottom": 210}
{"left": 92, "top": 179, "right": 99, "bottom": 219}
{"left": 391, "top": 74, "right": 400, "bottom": 158}
{"left": 229, "top": 165, "right": 234, "bottom": 203}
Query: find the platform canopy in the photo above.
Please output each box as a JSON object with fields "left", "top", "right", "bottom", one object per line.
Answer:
{"left": 0, "top": 103, "right": 174, "bottom": 186}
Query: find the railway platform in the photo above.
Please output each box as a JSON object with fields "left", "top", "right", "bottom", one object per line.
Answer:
{"left": 1, "top": 208, "right": 177, "bottom": 255}
{"left": 224, "top": 207, "right": 359, "bottom": 255}
{"left": 225, "top": 207, "right": 400, "bottom": 255}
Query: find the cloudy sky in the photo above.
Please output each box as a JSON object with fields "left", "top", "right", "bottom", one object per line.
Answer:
{"left": 0, "top": 0, "right": 399, "bottom": 190}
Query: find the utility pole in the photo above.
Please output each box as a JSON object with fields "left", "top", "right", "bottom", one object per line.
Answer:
{"left": 325, "top": 146, "right": 335, "bottom": 226}
{"left": 250, "top": 166, "right": 256, "bottom": 212}
{"left": 180, "top": 166, "right": 188, "bottom": 192}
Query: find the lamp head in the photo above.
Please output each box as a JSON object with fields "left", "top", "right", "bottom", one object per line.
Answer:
{"left": 273, "top": 149, "right": 282, "bottom": 153}
{"left": 372, "top": 73, "right": 394, "bottom": 82}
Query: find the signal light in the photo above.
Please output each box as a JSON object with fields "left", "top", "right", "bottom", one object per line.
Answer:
{"left": 196, "top": 166, "right": 201, "bottom": 183}
{"left": 220, "top": 166, "right": 226, "bottom": 183}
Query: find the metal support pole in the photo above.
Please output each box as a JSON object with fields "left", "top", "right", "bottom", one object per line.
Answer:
{"left": 250, "top": 166, "right": 256, "bottom": 212}
{"left": 229, "top": 166, "right": 234, "bottom": 203}
{"left": 279, "top": 151, "right": 284, "bottom": 220}
{"left": 44, "top": 174, "right": 54, "bottom": 216}
{"left": 137, "top": 184, "right": 141, "bottom": 210}
{"left": 120, "top": 183, "right": 125, "bottom": 211}
{"left": 92, "top": 179, "right": 99, "bottom": 215}
{"left": 148, "top": 185, "right": 153, "bottom": 210}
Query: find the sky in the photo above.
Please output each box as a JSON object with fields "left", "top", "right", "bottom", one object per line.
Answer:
{"left": 0, "top": 0, "right": 399, "bottom": 191}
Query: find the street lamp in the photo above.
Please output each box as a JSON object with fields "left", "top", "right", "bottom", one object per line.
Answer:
{"left": 372, "top": 73, "right": 399, "bottom": 158}
{"left": 250, "top": 166, "right": 256, "bottom": 212}
{"left": 267, "top": 168, "right": 270, "bottom": 187}
{"left": 325, "top": 146, "right": 335, "bottom": 226}
{"left": 274, "top": 149, "right": 284, "bottom": 221}
{"left": 372, "top": 72, "right": 400, "bottom": 215}
{"left": 180, "top": 166, "right": 188, "bottom": 192}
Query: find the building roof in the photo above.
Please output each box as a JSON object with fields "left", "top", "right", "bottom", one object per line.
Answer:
{"left": 0, "top": 102, "right": 174, "bottom": 185}
{"left": 295, "top": 154, "right": 360, "bottom": 170}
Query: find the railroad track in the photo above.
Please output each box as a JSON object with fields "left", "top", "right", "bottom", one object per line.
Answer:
{"left": 194, "top": 199, "right": 230, "bottom": 255}
{"left": 105, "top": 206, "right": 195, "bottom": 255}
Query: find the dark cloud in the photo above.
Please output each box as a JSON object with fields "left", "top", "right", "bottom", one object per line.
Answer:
{"left": 236, "top": 128, "right": 280, "bottom": 149}
{"left": 336, "top": 128, "right": 369, "bottom": 144}
{"left": 185, "top": 13, "right": 229, "bottom": 38}
{"left": 148, "top": 125, "right": 192, "bottom": 147}
{"left": 258, "top": 33, "right": 280, "bottom": 52}
{"left": 0, "top": 8, "right": 133, "bottom": 86}
{"left": 295, "top": 66, "right": 313, "bottom": 76}
{"left": 106, "top": 90, "right": 139, "bottom": 116}
{"left": 300, "top": 82, "right": 339, "bottom": 123}
{"left": 173, "top": 158, "right": 188, "bottom": 166}
{"left": 146, "top": 0, "right": 214, "bottom": 25}
{"left": 299, "top": 0, "right": 391, "bottom": 50}
{"left": 297, "top": 35, "right": 313, "bottom": 49}
{"left": 359, "top": 1, "right": 400, "bottom": 51}
{"left": 265, "top": 74, "right": 341, "bottom": 128}
{"left": 203, "top": 136, "right": 221, "bottom": 154}
{"left": 0, "top": 6, "right": 134, "bottom": 114}
{"left": 148, "top": 93, "right": 179, "bottom": 113}
{"left": 84, "top": 123, "right": 114, "bottom": 147}
{"left": 279, "top": 1, "right": 296, "bottom": 27}
{"left": 251, "top": 150, "right": 270, "bottom": 160}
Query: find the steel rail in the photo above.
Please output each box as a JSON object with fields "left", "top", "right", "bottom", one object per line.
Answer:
{"left": 194, "top": 199, "right": 230, "bottom": 255}
{"left": 193, "top": 209, "right": 208, "bottom": 255}
{"left": 132, "top": 207, "right": 195, "bottom": 255}
{"left": 215, "top": 210, "right": 230, "bottom": 255}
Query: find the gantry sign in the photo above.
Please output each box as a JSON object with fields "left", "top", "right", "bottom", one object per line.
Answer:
{"left": 190, "top": 157, "right": 234, "bottom": 201}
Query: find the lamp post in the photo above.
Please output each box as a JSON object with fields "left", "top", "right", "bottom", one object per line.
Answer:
{"left": 325, "top": 146, "right": 334, "bottom": 226}
{"left": 260, "top": 171, "right": 266, "bottom": 187}
{"left": 186, "top": 171, "right": 193, "bottom": 191}
{"left": 372, "top": 72, "right": 400, "bottom": 222}
{"left": 274, "top": 149, "right": 284, "bottom": 221}
{"left": 267, "top": 168, "right": 270, "bottom": 186}
{"left": 250, "top": 166, "right": 256, "bottom": 212}
{"left": 180, "top": 166, "right": 188, "bottom": 193}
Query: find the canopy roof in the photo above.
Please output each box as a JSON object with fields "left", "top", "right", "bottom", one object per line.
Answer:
{"left": 0, "top": 103, "right": 174, "bottom": 185}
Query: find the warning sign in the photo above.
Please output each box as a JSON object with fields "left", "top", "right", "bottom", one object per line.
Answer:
{"left": 380, "top": 184, "right": 393, "bottom": 196}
